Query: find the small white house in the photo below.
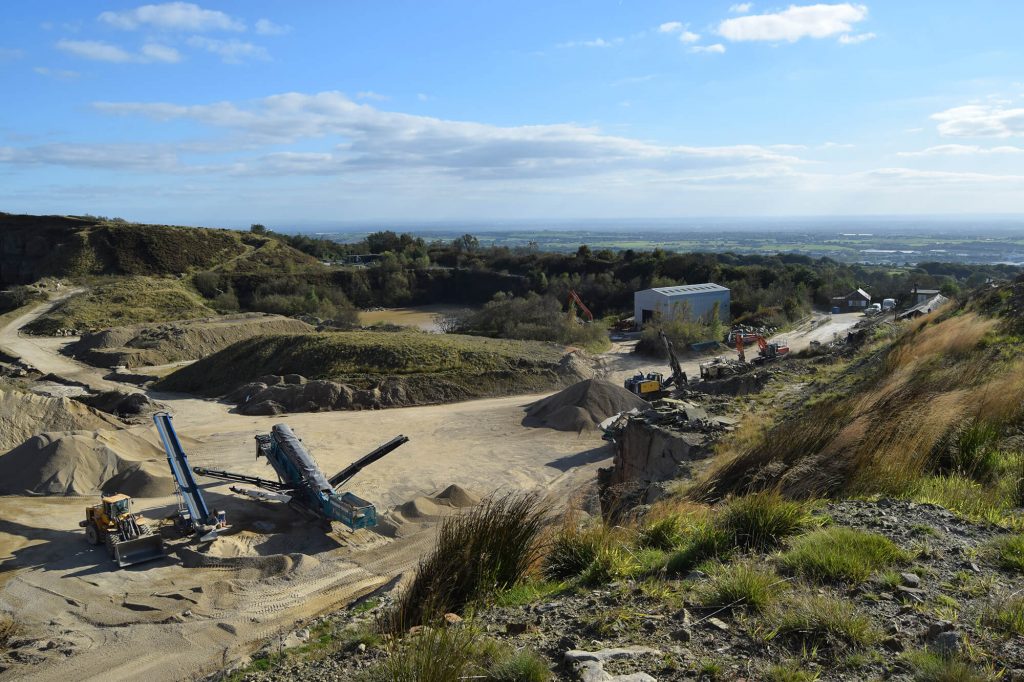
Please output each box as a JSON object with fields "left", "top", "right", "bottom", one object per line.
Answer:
{"left": 634, "top": 283, "right": 731, "bottom": 329}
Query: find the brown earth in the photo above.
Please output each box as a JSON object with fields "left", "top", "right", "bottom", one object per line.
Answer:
{"left": 67, "top": 314, "right": 315, "bottom": 369}
{"left": 0, "top": 387, "right": 122, "bottom": 454}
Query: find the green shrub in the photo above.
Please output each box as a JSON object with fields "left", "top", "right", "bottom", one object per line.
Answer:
{"left": 638, "top": 515, "right": 687, "bottom": 550}
{"left": 993, "top": 534, "right": 1024, "bottom": 573}
{"left": 365, "top": 625, "right": 479, "bottom": 682}
{"left": 666, "top": 522, "right": 733, "bottom": 576}
{"left": 902, "top": 649, "right": 996, "bottom": 682}
{"left": 700, "top": 563, "right": 785, "bottom": 613}
{"left": 981, "top": 593, "right": 1024, "bottom": 635}
{"left": 579, "top": 544, "right": 638, "bottom": 586}
{"left": 764, "top": 661, "right": 820, "bottom": 682}
{"left": 486, "top": 648, "right": 551, "bottom": 682}
{"left": 543, "top": 524, "right": 604, "bottom": 580}
{"left": 388, "top": 493, "right": 548, "bottom": 631}
{"left": 770, "top": 593, "right": 881, "bottom": 651}
{"left": 718, "top": 492, "right": 815, "bottom": 551}
{"left": 780, "top": 527, "right": 909, "bottom": 583}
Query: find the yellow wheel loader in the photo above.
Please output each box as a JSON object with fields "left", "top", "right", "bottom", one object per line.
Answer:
{"left": 80, "top": 494, "right": 165, "bottom": 568}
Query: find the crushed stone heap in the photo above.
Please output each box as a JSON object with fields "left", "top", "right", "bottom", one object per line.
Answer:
{"left": 523, "top": 378, "right": 649, "bottom": 432}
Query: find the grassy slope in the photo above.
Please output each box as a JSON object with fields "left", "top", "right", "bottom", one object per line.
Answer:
{"left": 691, "top": 276, "right": 1024, "bottom": 526}
{"left": 155, "top": 331, "right": 570, "bottom": 395}
{"left": 25, "top": 277, "right": 216, "bottom": 334}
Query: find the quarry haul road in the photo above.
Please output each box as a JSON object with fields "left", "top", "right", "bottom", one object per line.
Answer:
{"left": 0, "top": 295, "right": 612, "bottom": 682}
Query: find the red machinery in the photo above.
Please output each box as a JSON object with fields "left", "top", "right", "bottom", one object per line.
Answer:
{"left": 736, "top": 335, "right": 789, "bottom": 364}
{"left": 567, "top": 289, "right": 594, "bottom": 322}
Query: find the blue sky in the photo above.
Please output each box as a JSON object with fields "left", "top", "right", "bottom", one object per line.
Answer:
{"left": 2, "top": 1, "right": 1024, "bottom": 227}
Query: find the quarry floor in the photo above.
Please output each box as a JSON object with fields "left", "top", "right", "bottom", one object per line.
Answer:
{"left": 0, "top": 299, "right": 861, "bottom": 682}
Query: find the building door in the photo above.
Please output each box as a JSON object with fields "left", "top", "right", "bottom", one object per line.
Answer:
{"left": 641, "top": 309, "right": 654, "bottom": 324}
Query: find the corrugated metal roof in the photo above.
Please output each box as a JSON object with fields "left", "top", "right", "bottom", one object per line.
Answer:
{"left": 646, "top": 283, "right": 730, "bottom": 296}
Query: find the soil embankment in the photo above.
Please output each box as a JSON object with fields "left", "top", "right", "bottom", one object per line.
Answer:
{"left": 157, "top": 331, "right": 596, "bottom": 413}
{"left": 68, "top": 313, "right": 315, "bottom": 368}
{"left": 0, "top": 387, "right": 121, "bottom": 454}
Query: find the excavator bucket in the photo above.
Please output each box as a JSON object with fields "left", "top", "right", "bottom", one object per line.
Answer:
{"left": 112, "top": 534, "right": 165, "bottom": 568}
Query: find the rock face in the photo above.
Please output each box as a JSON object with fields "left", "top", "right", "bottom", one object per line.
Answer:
{"left": 0, "top": 214, "right": 97, "bottom": 285}
{"left": 608, "top": 419, "right": 712, "bottom": 487}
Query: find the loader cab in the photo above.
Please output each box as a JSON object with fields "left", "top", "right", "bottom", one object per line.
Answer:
{"left": 103, "top": 494, "right": 132, "bottom": 520}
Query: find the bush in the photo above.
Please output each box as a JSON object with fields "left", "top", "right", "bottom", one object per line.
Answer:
{"left": 0, "top": 613, "right": 19, "bottom": 651}
{"left": 637, "top": 515, "right": 687, "bottom": 551}
{"left": 452, "top": 292, "right": 610, "bottom": 352}
{"left": 666, "top": 522, "right": 733, "bottom": 576}
{"left": 366, "top": 625, "right": 478, "bottom": 682}
{"left": 718, "top": 492, "right": 815, "bottom": 551}
{"left": 902, "top": 649, "right": 996, "bottom": 682}
{"left": 388, "top": 493, "right": 548, "bottom": 631}
{"left": 993, "top": 534, "right": 1024, "bottom": 574}
{"left": 486, "top": 648, "right": 552, "bottom": 682}
{"left": 542, "top": 523, "right": 636, "bottom": 585}
{"left": 764, "top": 661, "right": 820, "bottom": 682}
{"left": 770, "top": 593, "right": 881, "bottom": 651}
{"left": 699, "top": 563, "right": 785, "bottom": 613}
{"left": 982, "top": 593, "right": 1024, "bottom": 635}
{"left": 780, "top": 527, "right": 909, "bottom": 584}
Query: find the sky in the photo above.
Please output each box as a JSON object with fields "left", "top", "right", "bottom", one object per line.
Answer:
{"left": 2, "top": 1, "right": 1024, "bottom": 227}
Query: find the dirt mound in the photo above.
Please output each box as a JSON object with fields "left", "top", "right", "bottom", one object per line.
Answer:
{"left": 68, "top": 313, "right": 315, "bottom": 369}
{"left": 435, "top": 484, "right": 480, "bottom": 507}
{"left": 0, "top": 429, "right": 174, "bottom": 496}
{"left": 0, "top": 387, "right": 122, "bottom": 454}
{"left": 523, "top": 379, "right": 649, "bottom": 431}
{"left": 396, "top": 485, "right": 481, "bottom": 520}
{"left": 74, "top": 390, "right": 157, "bottom": 417}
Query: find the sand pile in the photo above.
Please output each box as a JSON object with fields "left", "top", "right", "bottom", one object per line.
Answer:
{"left": 0, "top": 429, "right": 175, "bottom": 496}
{"left": 396, "top": 484, "right": 480, "bottom": 520}
{"left": 523, "top": 378, "right": 649, "bottom": 432}
{"left": 68, "top": 313, "right": 315, "bottom": 369}
{"left": 0, "top": 387, "right": 122, "bottom": 454}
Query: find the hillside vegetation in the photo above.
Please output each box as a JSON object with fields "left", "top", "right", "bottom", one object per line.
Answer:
{"left": 24, "top": 276, "right": 216, "bottom": 334}
{"left": 692, "top": 276, "right": 1024, "bottom": 527}
{"left": 155, "top": 330, "right": 582, "bottom": 399}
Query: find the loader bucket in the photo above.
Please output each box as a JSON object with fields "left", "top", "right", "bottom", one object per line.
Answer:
{"left": 113, "top": 534, "right": 165, "bottom": 568}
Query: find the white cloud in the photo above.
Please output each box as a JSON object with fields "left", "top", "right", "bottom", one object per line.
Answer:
{"left": 820, "top": 141, "right": 854, "bottom": 148}
{"left": 57, "top": 39, "right": 183, "bottom": 64}
{"left": 679, "top": 31, "right": 701, "bottom": 44}
{"left": 691, "top": 44, "right": 726, "bottom": 54}
{"left": 857, "top": 167, "right": 1024, "bottom": 185}
{"left": 730, "top": 3, "right": 753, "bottom": 13}
{"left": 417, "top": 93, "right": 431, "bottom": 102}
{"left": 0, "top": 47, "right": 24, "bottom": 62}
{"left": 187, "top": 37, "right": 268, "bottom": 63}
{"left": 34, "top": 66, "right": 81, "bottom": 79}
{"left": 839, "top": 31, "right": 875, "bottom": 44}
{"left": 897, "top": 144, "right": 1024, "bottom": 157}
{"left": 658, "top": 22, "right": 683, "bottom": 33}
{"left": 89, "top": 90, "right": 801, "bottom": 179}
{"left": 0, "top": 143, "right": 194, "bottom": 172}
{"left": 56, "top": 39, "right": 134, "bottom": 63}
{"left": 140, "top": 43, "right": 182, "bottom": 63}
{"left": 718, "top": 3, "right": 869, "bottom": 43}
{"left": 557, "top": 37, "right": 623, "bottom": 48}
{"left": 255, "top": 19, "right": 291, "bottom": 35}
{"left": 99, "top": 2, "right": 244, "bottom": 32}
{"left": 356, "top": 91, "right": 389, "bottom": 101}
{"left": 931, "top": 103, "right": 1024, "bottom": 138}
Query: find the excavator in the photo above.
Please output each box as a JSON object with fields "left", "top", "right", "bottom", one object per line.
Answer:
{"left": 80, "top": 494, "right": 165, "bottom": 568}
{"left": 738, "top": 334, "right": 790, "bottom": 364}
{"left": 624, "top": 330, "right": 687, "bottom": 399}
{"left": 567, "top": 289, "right": 594, "bottom": 323}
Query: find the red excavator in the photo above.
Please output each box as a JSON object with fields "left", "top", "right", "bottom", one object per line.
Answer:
{"left": 736, "top": 334, "right": 789, "bottom": 365}
{"left": 567, "top": 289, "right": 594, "bottom": 322}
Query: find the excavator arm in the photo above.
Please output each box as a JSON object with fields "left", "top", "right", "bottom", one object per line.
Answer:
{"left": 658, "top": 330, "right": 687, "bottom": 388}
{"left": 567, "top": 289, "right": 594, "bottom": 322}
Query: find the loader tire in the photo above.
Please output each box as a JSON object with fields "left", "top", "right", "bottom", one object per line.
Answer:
{"left": 85, "top": 524, "right": 100, "bottom": 545}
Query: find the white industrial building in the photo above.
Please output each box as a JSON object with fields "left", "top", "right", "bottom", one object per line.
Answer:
{"left": 634, "top": 283, "right": 731, "bottom": 329}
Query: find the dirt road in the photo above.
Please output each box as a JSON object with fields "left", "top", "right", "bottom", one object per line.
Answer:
{"left": 0, "top": 299, "right": 610, "bottom": 682}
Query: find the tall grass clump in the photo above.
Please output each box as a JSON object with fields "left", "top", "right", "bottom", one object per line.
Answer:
{"left": 982, "top": 593, "right": 1024, "bottom": 636}
{"left": 992, "top": 534, "right": 1024, "bottom": 573}
{"left": 365, "top": 625, "right": 479, "bottom": 682}
{"left": 718, "top": 492, "right": 815, "bottom": 551}
{"left": 542, "top": 522, "right": 637, "bottom": 585}
{"left": 699, "top": 563, "right": 786, "bottom": 613}
{"left": 770, "top": 593, "right": 881, "bottom": 651}
{"left": 0, "top": 613, "right": 19, "bottom": 651}
{"left": 388, "top": 493, "right": 548, "bottom": 631}
{"left": 637, "top": 514, "right": 687, "bottom": 550}
{"left": 780, "top": 527, "right": 909, "bottom": 584}
{"left": 902, "top": 649, "right": 997, "bottom": 682}
{"left": 666, "top": 521, "right": 733, "bottom": 576}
